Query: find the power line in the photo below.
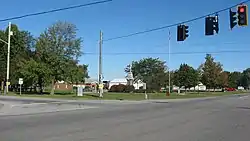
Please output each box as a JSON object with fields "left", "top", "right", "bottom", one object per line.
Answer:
{"left": 104, "top": 0, "right": 250, "bottom": 42}
{"left": 83, "top": 50, "right": 250, "bottom": 55}
{"left": 0, "top": 0, "right": 112, "bottom": 22}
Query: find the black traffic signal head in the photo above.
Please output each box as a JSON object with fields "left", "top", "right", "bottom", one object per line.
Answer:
{"left": 183, "top": 25, "right": 189, "bottom": 39}
{"left": 229, "top": 9, "right": 237, "bottom": 29}
{"left": 177, "top": 25, "right": 183, "bottom": 41}
{"left": 214, "top": 15, "right": 219, "bottom": 34}
{"left": 205, "top": 17, "right": 214, "bottom": 35}
{"left": 238, "top": 5, "right": 248, "bottom": 26}
{"left": 205, "top": 15, "right": 219, "bottom": 36}
{"left": 177, "top": 24, "right": 189, "bottom": 41}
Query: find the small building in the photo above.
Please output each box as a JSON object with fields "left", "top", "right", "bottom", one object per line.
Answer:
{"left": 108, "top": 78, "right": 127, "bottom": 89}
{"left": 54, "top": 78, "right": 98, "bottom": 91}
{"left": 108, "top": 78, "right": 144, "bottom": 90}
{"left": 173, "top": 82, "right": 207, "bottom": 91}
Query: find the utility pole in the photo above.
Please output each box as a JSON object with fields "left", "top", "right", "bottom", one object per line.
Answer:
{"left": 168, "top": 28, "right": 171, "bottom": 95}
{"left": 98, "top": 31, "right": 103, "bottom": 97}
{"left": 6, "top": 22, "right": 12, "bottom": 94}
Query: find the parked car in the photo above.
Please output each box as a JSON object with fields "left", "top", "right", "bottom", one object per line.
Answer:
{"left": 225, "top": 87, "right": 236, "bottom": 91}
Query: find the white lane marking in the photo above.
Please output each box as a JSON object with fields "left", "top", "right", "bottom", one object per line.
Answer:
{"left": 239, "top": 95, "right": 249, "bottom": 99}
{"left": 0, "top": 106, "right": 98, "bottom": 116}
{"left": 48, "top": 106, "right": 98, "bottom": 112}
{"left": 10, "top": 101, "right": 73, "bottom": 108}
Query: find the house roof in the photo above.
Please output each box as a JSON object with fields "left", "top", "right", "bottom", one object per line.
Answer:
{"left": 110, "top": 78, "right": 127, "bottom": 83}
{"left": 85, "top": 78, "right": 98, "bottom": 83}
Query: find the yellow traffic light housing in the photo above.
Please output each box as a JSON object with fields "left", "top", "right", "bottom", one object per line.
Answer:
{"left": 238, "top": 5, "right": 248, "bottom": 26}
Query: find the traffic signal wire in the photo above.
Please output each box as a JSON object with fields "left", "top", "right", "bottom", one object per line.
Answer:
{"left": 0, "top": 0, "right": 112, "bottom": 22}
{"left": 103, "top": 0, "right": 250, "bottom": 42}
{"left": 83, "top": 50, "right": 250, "bottom": 55}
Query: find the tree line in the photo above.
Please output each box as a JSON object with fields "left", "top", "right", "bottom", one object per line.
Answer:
{"left": 0, "top": 21, "right": 89, "bottom": 94}
{"left": 125, "top": 54, "right": 250, "bottom": 92}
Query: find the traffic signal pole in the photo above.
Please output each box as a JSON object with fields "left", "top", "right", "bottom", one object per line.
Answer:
{"left": 99, "top": 31, "right": 103, "bottom": 98}
{"left": 6, "top": 22, "right": 11, "bottom": 94}
{"left": 168, "top": 28, "right": 171, "bottom": 95}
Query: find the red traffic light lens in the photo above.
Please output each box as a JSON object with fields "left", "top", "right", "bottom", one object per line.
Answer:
{"left": 240, "top": 7, "right": 245, "bottom": 13}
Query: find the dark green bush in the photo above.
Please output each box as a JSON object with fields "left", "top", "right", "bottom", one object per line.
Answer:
{"left": 124, "top": 85, "right": 135, "bottom": 93}
{"left": 109, "top": 84, "right": 135, "bottom": 93}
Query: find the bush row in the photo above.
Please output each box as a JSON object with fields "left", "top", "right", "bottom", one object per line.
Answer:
{"left": 109, "top": 84, "right": 134, "bottom": 93}
{"left": 109, "top": 84, "right": 147, "bottom": 93}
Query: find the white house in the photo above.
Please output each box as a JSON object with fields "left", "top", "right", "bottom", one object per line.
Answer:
{"left": 108, "top": 78, "right": 127, "bottom": 89}
{"left": 173, "top": 82, "right": 206, "bottom": 91}
{"left": 133, "top": 79, "right": 144, "bottom": 89}
{"left": 108, "top": 78, "right": 144, "bottom": 90}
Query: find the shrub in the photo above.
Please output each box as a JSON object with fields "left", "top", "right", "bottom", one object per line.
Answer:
{"left": 134, "top": 89, "right": 146, "bottom": 93}
{"left": 116, "top": 84, "right": 126, "bottom": 92}
{"left": 109, "top": 85, "right": 118, "bottom": 92}
{"left": 124, "top": 85, "right": 135, "bottom": 93}
{"left": 109, "top": 84, "right": 135, "bottom": 93}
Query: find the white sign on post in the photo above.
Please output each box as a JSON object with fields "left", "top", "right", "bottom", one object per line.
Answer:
{"left": 19, "top": 78, "right": 23, "bottom": 85}
{"left": 77, "top": 86, "right": 83, "bottom": 97}
{"left": 19, "top": 78, "right": 23, "bottom": 95}
{"left": 143, "top": 83, "right": 148, "bottom": 100}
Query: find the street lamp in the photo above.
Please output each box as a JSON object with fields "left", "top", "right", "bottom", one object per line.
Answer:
{"left": 0, "top": 22, "right": 13, "bottom": 94}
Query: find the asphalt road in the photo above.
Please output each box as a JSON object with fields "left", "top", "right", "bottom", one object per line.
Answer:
{"left": 0, "top": 94, "right": 250, "bottom": 141}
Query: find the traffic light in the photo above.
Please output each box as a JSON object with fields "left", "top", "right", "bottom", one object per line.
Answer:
{"left": 177, "top": 25, "right": 183, "bottom": 41}
{"left": 205, "top": 17, "right": 214, "bottom": 35}
{"left": 205, "top": 15, "right": 219, "bottom": 36}
{"left": 177, "top": 24, "right": 189, "bottom": 41}
{"left": 214, "top": 15, "right": 219, "bottom": 34}
{"left": 238, "top": 5, "right": 248, "bottom": 26}
{"left": 183, "top": 25, "right": 189, "bottom": 39}
{"left": 229, "top": 9, "right": 237, "bottom": 29}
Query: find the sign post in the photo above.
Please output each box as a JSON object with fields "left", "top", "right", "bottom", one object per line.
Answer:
{"left": 77, "top": 86, "right": 83, "bottom": 97}
{"left": 143, "top": 83, "right": 147, "bottom": 100}
{"left": 99, "top": 84, "right": 104, "bottom": 97}
{"left": 18, "top": 78, "right": 23, "bottom": 95}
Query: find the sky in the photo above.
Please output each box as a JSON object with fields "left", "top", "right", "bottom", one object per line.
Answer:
{"left": 0, "top": 0, "right": 250, "bottom": 80}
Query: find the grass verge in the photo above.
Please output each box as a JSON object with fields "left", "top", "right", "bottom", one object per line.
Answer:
{"left": 5, "top": 91, "right": 248, "bottom": 101}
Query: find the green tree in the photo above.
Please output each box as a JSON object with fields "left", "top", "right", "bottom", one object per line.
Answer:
{"left": 228, "top": 71, "right": 242, "bottom": 88}
{"left": 36, "top": 21, "right": 82, "bottom": 95}
{"left": 17, "top": 58, "right": 51, "bottom": 94}
{"left": 0, "top": 24, "right": 35, "bottom": 88}
{"left": 174, "top": 64, "right": 199, "bottom": 92}
{"left": 68, "top": 61, "right": 89, "bottom": 84}
{"left": 217, "top": 71, "right": 229, "bottom": 88}
{"left": 241, "top": 68, "right": 250, "bottom": 89}
{"left": 200, "top": 54, "right": 223, "bottom": 90}
{"left": 125, "top": 57, "right": 168, "bottom": 92}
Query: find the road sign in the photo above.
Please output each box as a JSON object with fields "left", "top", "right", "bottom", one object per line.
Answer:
{"left": 77, "top": 87, "right": 83, "bottom": 96}
{"left": 6, "top": 82, "right": 10, "bottom": 85}
{"left": 99, "top": 84, "right": 104, "bottom": 89}
{"left": 19, "top": 78, "right": 23, "bottom": 85}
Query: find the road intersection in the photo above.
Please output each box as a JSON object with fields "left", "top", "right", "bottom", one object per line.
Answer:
{"left": 0, "top": 94, "right": 249, "bottom": 141}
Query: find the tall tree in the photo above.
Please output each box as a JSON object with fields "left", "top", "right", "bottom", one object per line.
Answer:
{"left": 0, "top": 24, "right": 35, "bottom": 86}
{"left": 68, "top": 61, "right": 89, "bottom": 84}
{"left": 36, "top": 21, "right": 82, "bottom": 95}
{"left": 17, "top": 59, "right": 51, "bottom": 94}
{"left": 228, "top": 71, "right": 242, "bottom": 88}
{"left": 217, "top": 71, "right": 229, "bottom": 88}
{"left": 125, "top": 57, "right": 168, "bottom": 92}
{"left": 174, "top": 64, "right": 199, "bottom": 92}
{"left": 241, "top": 68, "right": 250, "bottom": 89}
{"left": 200, "top": 54, "right": 223, "bottom": 90}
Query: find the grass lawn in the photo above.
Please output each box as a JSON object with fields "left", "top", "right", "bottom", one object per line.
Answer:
{"left": 5, "top": 91, "right": 248, "bottom": 101}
